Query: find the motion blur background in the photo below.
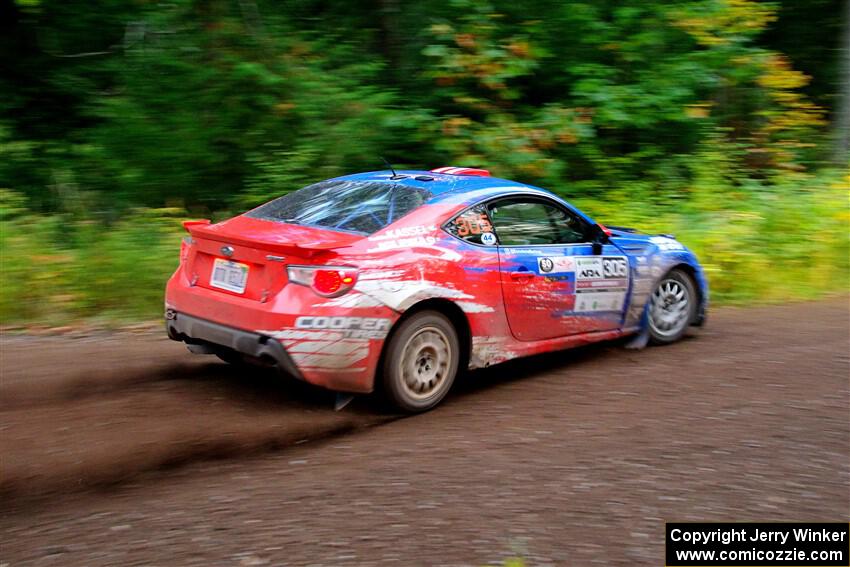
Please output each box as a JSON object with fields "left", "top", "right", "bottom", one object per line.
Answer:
{"left": 1, "top": 0, "right": 848, "bottom": 327}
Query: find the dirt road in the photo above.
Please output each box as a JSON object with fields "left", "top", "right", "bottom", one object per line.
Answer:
{"left": 1, "top": 298, "right": 848, "bottom": 566}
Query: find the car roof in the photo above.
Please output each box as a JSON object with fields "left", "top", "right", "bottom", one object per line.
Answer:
{"left": 330, "top": 170, "right": 596, "bottom": 226}
{"left": 334, "top": 170, "right": 545, "bottom": 200}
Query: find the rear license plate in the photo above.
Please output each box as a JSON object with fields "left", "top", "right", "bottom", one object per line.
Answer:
{"left": 210, "top": 258, "right": 249, "bottom": 294}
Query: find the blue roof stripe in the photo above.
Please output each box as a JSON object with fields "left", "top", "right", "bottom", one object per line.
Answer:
{"left": 334, "top": 170, "right": 532, "bottom": 196}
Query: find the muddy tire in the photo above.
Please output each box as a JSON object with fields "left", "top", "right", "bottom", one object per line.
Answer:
{"left": 648, "top": 269, "right": 697, "bottom": 345}
{"left": 382, "top": 311, "right": 460, "bottom": 413}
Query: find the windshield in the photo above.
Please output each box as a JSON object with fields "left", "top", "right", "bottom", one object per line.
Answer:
{"left": 247, "top": 180, "right": 433, "bottom": 235}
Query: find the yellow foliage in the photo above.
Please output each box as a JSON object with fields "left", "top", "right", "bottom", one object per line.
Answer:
{"left": 685, "top": 103, "right": 712, "bottom": 119}
{"left": 758, "top": 54, "right": 812, "bottom": 91}
{"left": 754, "top": 54, "right": 827, "bottom": 166}
{"left": 673, "top": 0, "right": 777, "bottom": 46}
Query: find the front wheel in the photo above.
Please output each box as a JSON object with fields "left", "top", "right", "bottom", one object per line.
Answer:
{"left": 382, "top": 311, "right": 460, "bottom": 412}
{"left": 648, "top": 269, "right": 697, "bottom": 345}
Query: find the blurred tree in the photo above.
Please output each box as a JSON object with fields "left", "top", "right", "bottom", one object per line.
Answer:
{"left": 0, "top": 0, "right": 841, "bottom": 214}
{"left": 831, "top": 0, "right": 850, "bottom": 163}
{"left": 760, "top": 0, "right": 845, "bottom": 112}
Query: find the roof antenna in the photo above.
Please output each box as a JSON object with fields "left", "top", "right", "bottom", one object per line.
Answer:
{"left": 381, "top": 156, "right": 404, "bottom": 179}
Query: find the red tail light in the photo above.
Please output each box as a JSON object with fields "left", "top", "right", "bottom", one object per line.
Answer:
{"left": 287, "top": 266, "right": 358, "bottom": 297}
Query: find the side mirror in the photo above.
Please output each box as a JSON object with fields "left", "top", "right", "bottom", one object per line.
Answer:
{"left": 591, "top": 224, "right": 610, "bottom": 255}
{"left": 591, "top": 223, "right": 611, "bottom": 242}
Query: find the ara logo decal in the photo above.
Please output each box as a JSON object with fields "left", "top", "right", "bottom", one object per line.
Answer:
{"left": 576, "top": 258, "right": 603, "bottom": 279}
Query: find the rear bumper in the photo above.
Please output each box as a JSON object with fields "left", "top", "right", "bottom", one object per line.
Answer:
{"left": 165, "top": 262, "right": 401, "bottom": 393}
{"left": 166, "top": 310, "right": 303, "bottom": 380}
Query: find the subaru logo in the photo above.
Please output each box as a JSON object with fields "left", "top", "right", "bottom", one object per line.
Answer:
{"left": 220, "top": 245, "right": 234, "bottom": 257}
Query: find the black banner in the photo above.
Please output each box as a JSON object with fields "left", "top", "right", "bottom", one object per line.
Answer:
{"left": 666, "top": 523, "right": 849, "bottom": 566}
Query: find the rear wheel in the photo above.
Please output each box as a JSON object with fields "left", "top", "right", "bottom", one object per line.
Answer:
{"left": 382, "top": 311, "right": 460, "bottom": 412}
{"left": 648, "top": 269, "right": 697, "bottom": 344}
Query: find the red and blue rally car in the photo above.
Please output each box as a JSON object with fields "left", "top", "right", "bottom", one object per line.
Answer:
{"left": 166, "top": 167, "right": 708, "bottom": 411}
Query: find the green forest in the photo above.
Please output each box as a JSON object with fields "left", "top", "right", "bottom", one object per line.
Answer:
{"left": 1, "top": 0, "right": 848, "bottom": 326}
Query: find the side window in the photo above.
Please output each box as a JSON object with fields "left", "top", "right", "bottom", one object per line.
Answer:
{"left": 445, "top": 205, "right": 498, "bottom": 246}
{"left": 488, "top": 198, "right": 587, "bottom": 246}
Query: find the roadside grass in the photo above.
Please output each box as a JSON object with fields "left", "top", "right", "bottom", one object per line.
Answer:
{"left": 0, "top": 200, "right": 185, "bottom": 327}
{"left": 575, "top": 170, "right": 849, "bottom": 304}
{"left": 1, "top": 171, "right": 847, "bottom": 328}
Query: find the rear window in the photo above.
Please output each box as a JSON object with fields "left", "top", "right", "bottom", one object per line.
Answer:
{"left": 247, "top": 180, "right": 433, "bottom": 235}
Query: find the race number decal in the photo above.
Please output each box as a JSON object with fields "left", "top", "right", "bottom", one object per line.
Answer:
{"left": 447, "top": 206, "right": 496, "bottom": 246}
{"left": 603, "top": 257, "right": 628, "bottom": 278}
{"left": 454, "top": 213, "right": 492, "bottom": 237}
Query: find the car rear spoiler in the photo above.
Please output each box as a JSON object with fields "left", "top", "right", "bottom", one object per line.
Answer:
{"left": 184, "top": 220, "right": 353, "bottom": 257}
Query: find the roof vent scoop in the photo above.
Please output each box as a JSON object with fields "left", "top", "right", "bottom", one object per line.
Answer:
{"left": 430, "top": 166, "right": 491, "bottom": 177}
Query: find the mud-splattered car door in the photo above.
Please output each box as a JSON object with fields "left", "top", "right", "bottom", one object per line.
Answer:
{"left": 489, "top": 196, "right": 630, "bottom": 341}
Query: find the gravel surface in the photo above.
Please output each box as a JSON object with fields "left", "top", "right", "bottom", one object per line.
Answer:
{"left": 1, "top": 298, "right": 848, "bottom": 566}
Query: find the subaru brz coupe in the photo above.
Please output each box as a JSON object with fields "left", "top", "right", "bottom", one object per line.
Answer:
{"left": 166, "top": 167, "right": 708, "bottom": 411}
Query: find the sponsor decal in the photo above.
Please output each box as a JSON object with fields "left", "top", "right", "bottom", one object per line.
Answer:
{"left": 370, "top": 235, "right": 437, "bottom": 251}
{"left": 575, "top": 291, "right": 626, "bottom": 313}
{"left": 369, "top": 224, "right": 437, "bottom": 241}
{"left": 575, "top": 257, "right": 604, "bottom": 279}
{"left": 537, "top": 256, "right": 575, "bottom": 274}
{"left": 294, "top": 316, "right": 390, "bottom": 340}
{"left": 576, "top": 278, "right": 627, "bottom": 289}
{"left": 366, "top": 229, "right": 444, "bottom": 253}
{"left": 507, "top": 248, "right": 547, "bottom": 255}
{"left": 480, "top": 232, "right": 497, "bottom": 246}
